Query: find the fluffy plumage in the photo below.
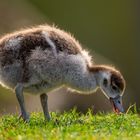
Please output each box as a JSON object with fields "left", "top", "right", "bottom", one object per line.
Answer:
{"left": 0, "top": 24, "right": 126, "bottom": 121}
{"left": 0, "top": 25, "right": 93, "bottom": 92}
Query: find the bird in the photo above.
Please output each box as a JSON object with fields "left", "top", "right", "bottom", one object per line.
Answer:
{"left": 0, "top": 24, "right": 125, "bottom": 122}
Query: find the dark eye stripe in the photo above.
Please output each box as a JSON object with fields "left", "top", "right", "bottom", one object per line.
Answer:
{"left": 111, "top": 73, "right": 124, "bottom": 91}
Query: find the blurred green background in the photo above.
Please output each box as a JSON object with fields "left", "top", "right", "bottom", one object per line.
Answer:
{"left": 0, "top": 0, "right": 139, "bottom": 115}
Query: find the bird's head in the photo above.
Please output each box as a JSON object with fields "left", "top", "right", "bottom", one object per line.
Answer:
{"left": 89, "top": 65, "right": 126, "bottom": 113}
{"left": 98, "top": 66, "right": 125, "bottom": 113}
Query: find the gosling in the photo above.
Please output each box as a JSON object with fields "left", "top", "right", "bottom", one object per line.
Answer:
{"left": 0, "top": 25, "right": 125, "bottom": 121}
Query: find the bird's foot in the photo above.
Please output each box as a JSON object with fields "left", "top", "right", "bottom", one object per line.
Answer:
{"left": 44, "top": 114, "right": 51, "bottom": 122}
{"left": 19, "top": 113, "right": 30, "bottom": 122}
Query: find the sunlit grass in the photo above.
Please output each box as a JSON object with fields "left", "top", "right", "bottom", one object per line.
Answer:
{"left": 0, "top": 108, "right": 140, "bottom": 140}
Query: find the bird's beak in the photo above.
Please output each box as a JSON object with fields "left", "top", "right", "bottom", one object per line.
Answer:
{"left": 110, "top": 95, "right": 124, "bottom": 114}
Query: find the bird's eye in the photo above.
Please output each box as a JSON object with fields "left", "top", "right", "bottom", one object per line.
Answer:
{"left": 118, "top": 100, "right": 121, "bottom": 104}
{"left": 103, "top": 78, "right": 108, "bottom": 86}
{"left": 112, "top": 85, "right": 117, "bottom": 91}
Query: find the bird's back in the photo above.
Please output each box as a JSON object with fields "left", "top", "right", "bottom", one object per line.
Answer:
{"left": 0, "top": 25, "right": 82, "bottom": 56}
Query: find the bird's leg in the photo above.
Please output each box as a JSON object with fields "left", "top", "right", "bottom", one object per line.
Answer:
{"left": 40, "top": 93, "right": 51, "bottom": 121}
{"left": 15, "top": 83, "right": 29, "bottom": 122}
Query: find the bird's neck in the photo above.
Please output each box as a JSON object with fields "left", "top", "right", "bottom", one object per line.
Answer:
{"left": 66, "top": 65, "right": 101, "bottom": 94}
{"left": 65, "top": 64, "right": 112, "bottom": 94}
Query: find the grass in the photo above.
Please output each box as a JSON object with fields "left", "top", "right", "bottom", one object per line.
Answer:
{"left": 0, "top": 108, "right": 140, "bottom": 140}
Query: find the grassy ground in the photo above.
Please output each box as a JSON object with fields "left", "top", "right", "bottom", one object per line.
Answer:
{"left": 0, "top": 109, "right": 140, "bottom": 140}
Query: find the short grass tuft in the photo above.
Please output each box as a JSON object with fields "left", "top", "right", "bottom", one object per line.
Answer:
{"left": 0, "top": 109, "right": 140, "bottom": 140}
